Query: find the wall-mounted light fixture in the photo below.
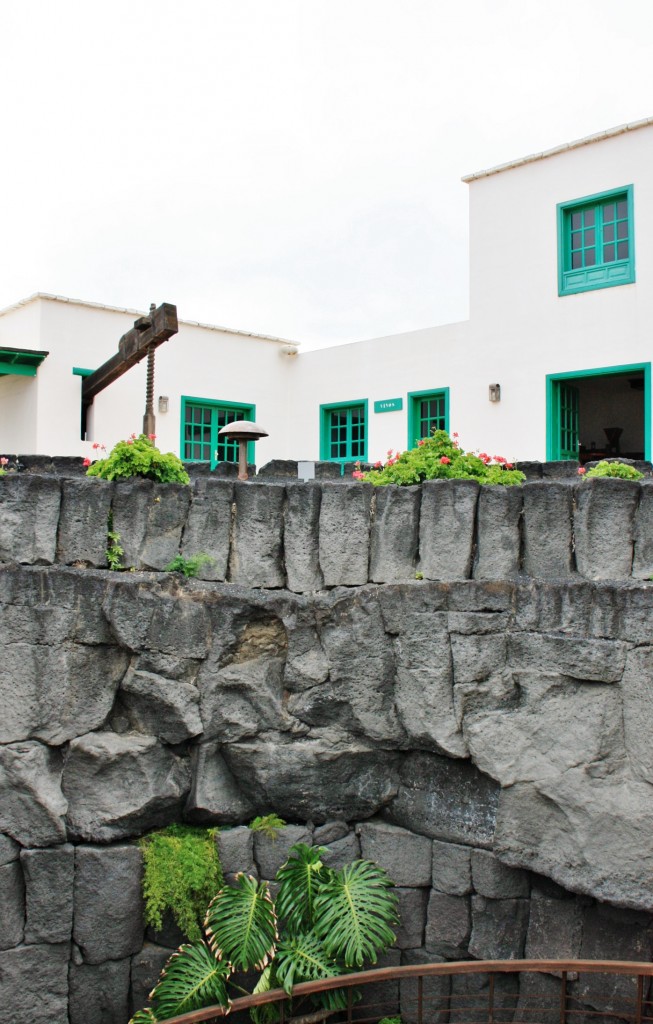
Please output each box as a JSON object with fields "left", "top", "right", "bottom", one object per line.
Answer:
{"left": 158, "top": 395, "right": 169, "bottom": 414}
{"left": 488, "top": 383, "right": 501, "bottom": 403}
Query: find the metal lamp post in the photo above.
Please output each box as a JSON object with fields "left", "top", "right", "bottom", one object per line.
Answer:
{"left": 218, "top": 420, "right": 268, "bottom": 480}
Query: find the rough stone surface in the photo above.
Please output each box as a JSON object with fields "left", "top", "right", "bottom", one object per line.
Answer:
{"left": 470, "top": 849, "right": 530, "bottom": 898}
{"left": 68, "top": 958, "right": 131, "bottom": 1024}
{"left": 621, "top": 645, "right": 653, "bottom": 784}
{"left": 449, "top": 971, "right": 519, "bottom": 1024}
{"left": 574, "top": 478, "right": 639, "bottom": 580}
{"left": 354, "top": 948, "right": 401, "bottom": 1021}
{"left": 0, "top": 942, "right": 70, "bottom": 1024}
{"left": 524, "top": 895, "right": 583, "bottom": 965}
{"left": 57, "top": 478, "right": 113, "bottom": 567}
{"left": 419, "top": 479, "right": 478, "bottom": 580}
{"left": 180, "top": 478, "right": 233, "bottom": 580}
{"left": 357, "top": 820, "right": 432, "bottom": 887}
{"left": 431, "top": 839, "right": 472, "bottom": 896}
{"left": 185, "top": 741, "right": 255, "bottom": 823}
{"left": 0, "top": 475, "right": 61, "bottom": 565}
{"left": 574, "top": 903, "right": 652, "bottom": 1013}
{"left": 0, "top": 861, "right": 25, "bottom": 950}
{"left": 0, "top": 834, "right": 20, "bottom": 865}
{"left": 63, "top": 731, "right": 190, "bottom": 841}
{"left": 522, "top": 482, "right": 575, "bottom": 579}
{"left": 130, "top": 943, "right": 172, "bottom": 1015}
{"left": 21, "top": 845, "right": 74, "bottom": 943}
{"left": 112, "top": 479, "right": 191, "bottom": 570}
{"left": 230, "top": 482, "right": 285, "bottom": 588}
{"left": 254, "top": 824, "right": 313, "bottom": 878}
{"left": 120, "top": 668, "right": 202, "bottom": 744}
{"left": 468, "top": 895, "right": 530, "bottom": 959}
{"left": 319, "top": 482, "right": 372, "bottom": 585}
{"left": 424, "top": 891, "right": 471, "bottom": 957}
{"left": 388, "top": 752, "right": 499, "bottom": 849}
{"left": 0, "top": 740, "right": 67, "bottom": 846}
{"left": 321, "top": 831, "right": 360, "bottom": 869}
{"left": 216, "top": 825, "right": 256, "bottom": 876}
{"left": 473, "top": 485, "right": 522, "bottom": 581}
{"left": 313, "top": 820, "right": 350, "bottom": 845}
{"left": 284, "top": 483, "right": 323, "bottom": 592}
{"left": 74, "top": 845, "right": 144, "bottom": 964}
{"left": 394, "top": 887, "right": 429, "bottom": 948}
{"left": 370, "top": 485, "right": 420, "bottom": 582}
{"left": 400, "top": 948, "right": 450, "bottom": 1024}
{"left": 632, "top": 480, "right": 653, "bottom": 578}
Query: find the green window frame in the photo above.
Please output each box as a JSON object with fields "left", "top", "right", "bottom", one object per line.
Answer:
{"left": 319, "top": 400, "right": 368, "bottom": 464}
{"left": 557, "top": 185, "right": 635, "bottom": 296}
{"left": 407, "top": 388, "right": 450, "bottom": 447}
{"left": 180, "top": 396, "right": 255, "bottom": 468}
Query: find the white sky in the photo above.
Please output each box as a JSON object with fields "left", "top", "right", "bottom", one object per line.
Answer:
{"left": 2, "top": 0, "right": 653, "bottom": 349}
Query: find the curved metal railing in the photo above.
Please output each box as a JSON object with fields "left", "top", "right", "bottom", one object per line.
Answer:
{"left": 157, "top": 959, "right": 653, "bottom": 1024}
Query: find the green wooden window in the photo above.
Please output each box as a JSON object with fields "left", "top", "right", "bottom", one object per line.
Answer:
{"left": 320, "top": 401, "right": 368, "bottom": 463}
{"left": 180, "top": 397, "right": 255, "bottom": 468}
{"left": 407, "top": 388, "right": 450, "bottom": 447}
{"left": 558, "top": 186, "right": 635, "bottom": 295}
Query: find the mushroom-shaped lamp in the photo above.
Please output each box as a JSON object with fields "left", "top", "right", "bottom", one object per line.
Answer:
{"left": 218, "top": 420, "right": 269, "bottom": 480}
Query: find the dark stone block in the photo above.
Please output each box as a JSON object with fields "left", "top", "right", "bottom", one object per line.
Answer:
{"left": 74, "top": 845, "right": 145, "bottom": 964}
{"left": 0, "top": 475, "right": 61, "bottom": 565}
{"left": 470, "top": 849, "right": 530, "bottom": 898}
{"left": 57, "top": 478, "right": 113, "bottom": 567}
{"left": 130, "top": 943, "right": 172, "bottom": 1015}
{"left": 353, "top": 948, "right": 400, "bottom": 1021}
{"left": 314, "top": 461, "right": 342, "bottom": 479}
{"left": 424, "top": 891, "right": 471, "bottom": 956}
{"left": 432, "top": 839, "right": 472, "bottom": 895}
{"left": 319, "top": 483, "right": 372, "bottom": 585}
{"left": 473, "top": 485, "right": 522, "bottom": 581}
{"left": 400, "top": 948, "right": 450, "bottom": 1024}
{"left": 112, "top": 479, "right": 191, "bottom": 570}
{"left": 257, "top": 460, "right": 299, "bottom": 478}
{"left": 21, "top": 844, "right": 74, "bottom": 943}
{"left": 230, "top": 482, "right": 285, "bottom": 588}
{"left": 468, "top": 895, "right": 530, "bottom": 959}
{"left": 515, "top": 461, "right": 543, "bottom": 480}
{"left": 211, "top": 461, "right": 255, "bottom": 477}
{"left": 284, "top": 483, "right": 323, "bottom": 593}
{"left": 254, "top": 824, "right": 313, "bottom": 878}
{"left": 524, "top": 895, "right": 582, "bottom": 967}
{"left": 542, "top": 461, "right": 579, "bottom": 479}
{"left": 370, "top": 485, "right": 420, "bottom": 583}
{"left": 574, "top": 478, "right": 639, "bottom": 580}
{"left": 419, "top": 479, "right": 479, "bottom": 580}
{"left": 357, "top": 820, "right": 432, "bottom": 887}
{"left": 0, "top": 942, "right": 69, "bottom": 1024}
{"left": 394, "top": 887, "right": 429, "bottom": 948}
{"left": 69, "top": 957, "right": 131, "bottom": 1024}
{"left": 313, "top": 820, "right": 350, "bottom": 845}
{"left": 0, "top": 860, "right": 24, "bottom": 950}
{"left": 522, "top": 482, "right": 575, "bottom": 579}
{"left": 449, "top": 971, "right": 520, "bottom": 1024}
{"left": 632, "top": 481, "right": 653, "bottom": 579}
{"left": 321, "top": 831, "right": 360, "bottom": 870}
{"left": 216, "top": 825, "right": 256, "bottom": 876}
{"left": 387, "top": 752, "right": 499, "bottom": 848}
{"left": 573, "top": 903, "right": 653, "bottom": 1014}
{"left": 181, "top": 478, "right": 233, "bottom": 581}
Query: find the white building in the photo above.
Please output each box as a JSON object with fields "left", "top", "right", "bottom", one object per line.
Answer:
{"left": 1, "top": 117, "right": 652, "bottom": 468}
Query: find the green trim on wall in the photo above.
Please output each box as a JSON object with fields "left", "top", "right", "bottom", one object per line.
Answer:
{"left": 72, "top": 367, "right": 95, "bottom": 377}
{"left": 319, "top": 399, "right": 369, "bottom": 464}
{"left": 557, "top": 185, "right": 635, "bottom": 296}
{"left": 546, "top": 363, "right": 651, "bottom": 461}
{"left": 180, "top": 395, "right": 256, "bottom": 468}
{"left": 407, "top": 387, "right": 450, "bottom": 448}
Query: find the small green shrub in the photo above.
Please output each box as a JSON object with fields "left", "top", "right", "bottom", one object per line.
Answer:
{"left": 106, "top": 513, "right": 124, "bottom": 571}
{"left": 354, "top": 430, "right": 525, "bottom": 486}
{"left": 87, "top": 433, "right": 190, "bottom": 484}
{"left": 165, "top": 553, "right": 215, "bottom": 578}
{"left": 248, "top": 813, "right": 286, "bottom": 839}
{"left": 580, "top": 460, "right": 644, "bottom": 481}
{"left": 139, "top": 824, "right": 223, "bottom": 943}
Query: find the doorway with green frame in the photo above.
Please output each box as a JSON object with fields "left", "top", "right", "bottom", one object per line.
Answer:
{"left": 546, "top": 363, "right": 651, "bottom": 463}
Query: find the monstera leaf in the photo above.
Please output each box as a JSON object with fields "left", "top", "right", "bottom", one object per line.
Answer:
{"left": 149, "top": 942, "right": 231, "bottom": 1021}
{"left": 313, "top": 860, "right": 398, "bottom": 967}
{"left": 129, "top": 1010, "right": 158, "bottom": 1024}
{"left": 205, "top": 874, "right": 278, "bottom": 971}
{"left": 274, "top": 931, "right": 344, "bottom": 995}
{"left": 276, "top": 843, "right": 329, "bottom": 932}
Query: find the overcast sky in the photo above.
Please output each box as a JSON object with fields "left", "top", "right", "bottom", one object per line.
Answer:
{"left": 2, "top": 0, "right": 653, "bottom": 349}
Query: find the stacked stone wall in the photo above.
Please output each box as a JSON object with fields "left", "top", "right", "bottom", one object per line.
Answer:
{"left": 2, "top": 475, "right": 653, "bottom": 1022}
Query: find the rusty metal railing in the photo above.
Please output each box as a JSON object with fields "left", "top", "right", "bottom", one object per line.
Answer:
{"left": 155, "top": 960, "right": 653, "bottom": 1024}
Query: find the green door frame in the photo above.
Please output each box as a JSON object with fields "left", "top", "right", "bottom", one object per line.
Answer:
{"left": 546, "top": 362, "right": 651, "bottom": 461}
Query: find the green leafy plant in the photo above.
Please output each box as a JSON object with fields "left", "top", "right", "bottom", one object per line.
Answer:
{"left": 249, "top": 813, "right": 286, "bottom": 839}
{"left": 353, "top": 430, "right": 525, "bottom": 486}
{"left": 87, "top": 432, "right": 190, "bottom": 484}
{"left": 131, "top": 841, "right": 398, "bottom": 1024}
{"left": 164, "top": 553, "right": 215, "bottom": 578}
{"left": 139, "top": 824, "right": 223, "bottom": 943}
{"left": 579, "top": 460, "right": 644, "bottom": 481}
{"left": 105, "top": 513, "right": 124, "bottom": 571}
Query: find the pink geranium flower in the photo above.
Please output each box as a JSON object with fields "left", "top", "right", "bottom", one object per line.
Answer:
{"left": 577, "top": 466, "right": 586, "bottom": 475}
{"left": 83, "top": 457, "right": 91, "bottom": 467}
{"left": 440, "top": 456, "right": 451, "bottom": 465}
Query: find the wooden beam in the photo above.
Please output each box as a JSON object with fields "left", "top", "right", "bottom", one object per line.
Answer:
{"left": 81, "top": 302, "right": 178, "bottom": 405}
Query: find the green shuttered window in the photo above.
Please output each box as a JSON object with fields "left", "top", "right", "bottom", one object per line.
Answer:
{"left": 558, "top": 186, "right": 635, "bottom": 296}
{"left": 320, "top": 401, "right": 368, "bottom": 463}
{"left": 181, "top": 397, "right": 255, "bottom": 468}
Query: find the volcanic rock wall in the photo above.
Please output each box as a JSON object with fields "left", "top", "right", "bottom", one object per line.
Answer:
{"left": 1, "top": 475, "right": 653, "bottom": 1024}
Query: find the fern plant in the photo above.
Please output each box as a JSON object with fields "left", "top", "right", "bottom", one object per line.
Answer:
{"left": 249, "top": 813, "right": 286, "bottom": 839}
{"left": 130, "top": 842, "right": 398, "bottom": 1024}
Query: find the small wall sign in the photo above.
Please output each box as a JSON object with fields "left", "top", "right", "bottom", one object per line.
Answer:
{"left": 374, "top": 397, "right": 403, "bottom": 414}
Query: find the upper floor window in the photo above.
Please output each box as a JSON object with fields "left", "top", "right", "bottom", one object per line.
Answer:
{"left": 320, "top": 400, "right": 368, "bottom": 464}
{"left": 557, "top": 186, "right": 635, "bottom": 296}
